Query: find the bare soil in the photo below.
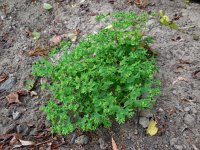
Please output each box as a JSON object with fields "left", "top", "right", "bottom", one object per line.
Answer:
{"left": 0, "top": 0, "right": 200, "bottom": 149}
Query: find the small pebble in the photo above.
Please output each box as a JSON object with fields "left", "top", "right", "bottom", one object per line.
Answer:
{"left": 29, "top": 128, "right": 38, "bottom": 136}
{"left": 158, "top": 108, "right": 164, "bottom": 112}
{"left": 0, "top": 76, "right": 17, "bottom": 91}
{"left": 98, "top": 138, "right": 108, "bottom": 150}
{"left": 184, "top": 107, "right": 190, "bottom": 112}
{"left": 193, "top": 35, "right": 199, "bottom": 41}
{"left": 16, "top": 124, "right": 30, "bottom": 135}
{"left": 139, "top": 117, "right": 149, "bottom": 128}
{"left": 191, "top": 107, "right": 197, "bottom": 114}
{"left": 184, "top": 114, "right": 195, "bottom": 126}
{"left": 170, "top": 138, "right": 178, "bottom": 146}
{"left": 0, "top": 123, "right": 16, "bottom": 134}
{"left": 74, "top": 135, "right": 89, "bottom": 145}
{"left": 140, "top": 109, "right": 153, "bottom": 118}
{"left": 134, "top": 129, "right": 138, "bottom": 135}
{"left": 174, "top": 145, "right": 183, "bottom": 150}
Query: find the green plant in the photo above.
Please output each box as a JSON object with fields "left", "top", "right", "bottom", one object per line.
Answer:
{"left": 159, "top": 10, "right": 177, "bottom": 29}
{"left": 32, "top": 12, "right": 160, "bottom": 135}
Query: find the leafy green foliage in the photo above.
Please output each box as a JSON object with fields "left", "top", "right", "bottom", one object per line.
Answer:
{"left": 32, "top": 12, "right": 160, "bottom": 135}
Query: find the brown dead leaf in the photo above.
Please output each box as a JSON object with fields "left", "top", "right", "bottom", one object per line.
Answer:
{"left": 168, "top": 107, "right": 176, "bottom": 116}
{"left": 112, "top": 137, "right": 118, "bottom": 150}
{"left": 0, "top": 73, "right": 8, "bottom": 83}
{"left": 29, "top": 46, "right": 49, "bottom": 56}
{"left": 0, "top": 133, "right": 15, "bottom": 141}
{"left": 19, "top": 139, "right": 35, "bottom": 146}
{"left": 133, "top": 0, "right": 149, "bottom": 8}
{"left": 9, "top": 134, "right": 22, "bottom": 146}
{"left": 50, "top": 35, "right": 62, "bottom": 45}
{"left": 6, "top": 92, "right": 20, "bottom": 104}
{"left": 32, "top": 0, "right": 37, "bottom": 4}
{"left": 17, "top": 89, "right": 29, "bottom": 96}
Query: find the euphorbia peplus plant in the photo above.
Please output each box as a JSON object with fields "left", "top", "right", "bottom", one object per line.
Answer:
{"left": 32, "top": 12, "right": 160, "bottom": 135}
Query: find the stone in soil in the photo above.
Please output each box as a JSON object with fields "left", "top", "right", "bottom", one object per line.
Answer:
{"left": 174, "top": 145, "right": 185, "bottom": 150}
{"left": 139, "top": 117, "right": 149, "bottom": 128}
{"left": 170, "top": 138, "right": 178, "bottom": 146}
{"left": 0, "top": 76, "right": 16, "bottom": 91}
{"left": 0, "top": 123, "right": 16, "bottom": 134}
{"left": 74, "top": 135, "right": 89, "bottom": 145}
{"left": 98, "top": 138, "right": 108, "bottom": 150}
{"left": 139, "top": 109, "right": 153, "bottom": 118}
{"left": 183, "top": 114, "right": 195, "bottom": 126}
{"left": 16, "top": 124, "right": 30, "bottom": 135}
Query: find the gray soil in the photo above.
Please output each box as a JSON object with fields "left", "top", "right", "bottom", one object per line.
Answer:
{"left": 0, "top": 0, "right": 200, "bottom": 149}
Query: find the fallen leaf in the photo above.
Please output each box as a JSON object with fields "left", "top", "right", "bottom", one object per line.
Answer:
{"left": 168, "top": 107, "right": 176, "bottom": 116}
{"left": 178, "top": 76, "right": 188, "bottom": 81}
{"left": 68, "top": 32, "right": 78, "bottom": 42}
{"left": 0, "top": 73, "right": 8, "bottom": 83}
{"left": 32, "top": 0, "right": 37, "bottom": 4}
{"left": 0, "top": 133, "right": 15, "bottom": 140}
{"left": 43, "top": 3, "right": 53, "bottom": 10}
{"left": 32, "top": 31, "right": 40, "bottom": 40}
{"left": 172, "top": 76, "right": 188, "bottom": 84}
{"left": 19, "top": 139, "right": 35, "bottom": 146}
{"left": 10, "top": 136, "right": 19, "bottom": 146}
{"left": 50, "top": 35, "right": 62, "bottom": 45}
{"left": 9, "top": 134, "right": 22, "bottom": 146}
{"left": 30, "top": 91, "right": 37, "bottom": 97}
{"left": 17, "top": 89, "right": 29, "bottom": 96}
{"left": 29, "top": 46, "right": 49, "bottom": 56}
{"left": 146, "top": 119, "right": 158, "bottom": 136}
{"left": 133, "top": 0, "right": 148, "bottom": 8}
{"left": 171, "top": 63, "right": 186, "bottom": 73}
{"left": 111, "top": 137, "right": 118, "bottom": 150}
{"left": 6, "top": 92, "right": 20, "bottom": 104}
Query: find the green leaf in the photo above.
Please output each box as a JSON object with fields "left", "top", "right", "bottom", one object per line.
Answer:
{"left": 169, "top": 22, "right": 178, "bottom": 29}
{"left": 43, "top": 3, "right": 53, "bottom": 10}
{"left": 32, "top": 31, "right": 40, "bottom": 40}
{"left": 24, "top": 78, "right": 36, "bottom": 91}
{"left": 159, "top": 10, "right": 164, "bottom": 17}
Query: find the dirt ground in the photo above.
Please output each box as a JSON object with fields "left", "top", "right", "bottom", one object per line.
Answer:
{"left": 0, "top": 0, "right": 200, "bottom": 149}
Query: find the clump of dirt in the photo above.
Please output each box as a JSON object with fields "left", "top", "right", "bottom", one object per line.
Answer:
{"left": 0, "top": 0, "right": 200, "bottom": 149}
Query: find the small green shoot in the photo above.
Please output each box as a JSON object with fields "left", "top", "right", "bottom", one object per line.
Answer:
{"left": 32, "top": 31, "right": 40, "bottom": 40}
{"left": 159, "top": 10, "right": 177, "bottom": 29}
{"left": 43, "top": 3, "right": 53, "bottom": 10}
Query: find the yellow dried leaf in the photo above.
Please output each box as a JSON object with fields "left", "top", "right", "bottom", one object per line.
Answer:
{"left": 146, "top": 119, "right": 158, "bottom": 136}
